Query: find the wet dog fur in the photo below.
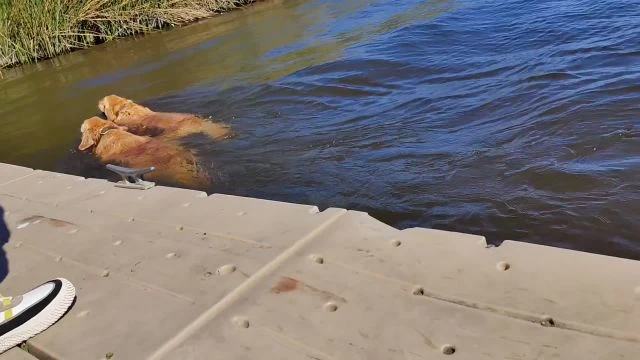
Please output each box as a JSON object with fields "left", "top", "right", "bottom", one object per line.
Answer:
{"left": 98, "top": 94, "right": 231, "bottom": 140}
{"left": 78, "top": 116, "right": 211, "bottom": 189}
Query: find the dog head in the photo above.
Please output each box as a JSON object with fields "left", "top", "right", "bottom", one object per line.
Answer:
{"left": 79, "top": 116, "right": 126, "bottom": 151}
{"left": 98, "top": 94, "right": 133, "bottom": 121}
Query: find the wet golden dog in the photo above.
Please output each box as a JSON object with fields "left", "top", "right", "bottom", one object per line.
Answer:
{"left": 98, "top": 94, "right": 231, "bottom": 140}
{"left": 78, "top": 116, "right": 210, "bottom": 189}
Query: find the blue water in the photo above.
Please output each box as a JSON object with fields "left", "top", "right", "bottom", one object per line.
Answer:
{"left": 1, "top": 0, "right": 639, "bottom": 259}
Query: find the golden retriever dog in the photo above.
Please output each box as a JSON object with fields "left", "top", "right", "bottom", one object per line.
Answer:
{"left": 78, "top": 116, "right": 210, "bottom": 189}
{"left": 98, "top": 94, "right": 231, "bottom": 140}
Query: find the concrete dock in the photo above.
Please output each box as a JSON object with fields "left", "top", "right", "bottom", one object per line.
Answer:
{"left": 0, "top": 162, "right": 638, "bottom": 359}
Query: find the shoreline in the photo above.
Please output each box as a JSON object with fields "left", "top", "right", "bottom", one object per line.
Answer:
{"left": 0, "top": 0, "right": 268, "bottom": 70}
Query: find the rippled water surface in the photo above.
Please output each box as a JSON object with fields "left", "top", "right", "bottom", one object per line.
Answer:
{"left": 1, "top": 0, "right": 639, "bottom": 259}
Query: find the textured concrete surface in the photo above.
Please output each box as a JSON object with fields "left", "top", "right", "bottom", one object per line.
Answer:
{"left": 1, "top": 349, "right": 37, "bottom": 360}
{"left": 0, "top": 162, "right": 639, "bottom": 359}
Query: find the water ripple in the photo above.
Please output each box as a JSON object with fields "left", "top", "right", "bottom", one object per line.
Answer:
{"left": 2, "top": 0, "right": 640, "bottom": 260}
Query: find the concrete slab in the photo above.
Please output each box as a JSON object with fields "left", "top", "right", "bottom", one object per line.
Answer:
{"left": 0, "top": 166, "right": 345, "bottom": 358}
{"left": 5, "top": 199, "right": 292, "bottom": 302}
{"left": 0, "top": 348, "right": 37, "bottom": 360}
{"left": 308, "top": 215, "right": 640, "bottom": 334}
{"left": 160, "top": 267, "right": 640, "bottom": 360}
{"left": 0, "top": 170, "right": 111, "bottom": 206}
{"left": 1, "top": 163, "right": 639, "bottom": 359}
{"left": 64, "top": 185, "right": 208, "bottom": 221}
{"left": 0, "top": 244, "right": 204, "bottom": 359}
{"left": 153, "top": 211, "right": 640, "bottom": 359}
{"left": 0, "top": 164, "right": 33, "bottom": 186}
{"left": 161, "top": 194, "right": 344, "bottom": 249}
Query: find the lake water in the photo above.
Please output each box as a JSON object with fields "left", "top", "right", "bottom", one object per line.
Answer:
{"left": 1, "top": 0, "right": 639, "bottom": 259}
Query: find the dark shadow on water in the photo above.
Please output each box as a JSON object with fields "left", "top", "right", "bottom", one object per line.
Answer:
{"left": 57, "top": 148, "right": 120, "bottom": 183}
{"left": 0, "top": 206, "right": 10, "bottom": 283}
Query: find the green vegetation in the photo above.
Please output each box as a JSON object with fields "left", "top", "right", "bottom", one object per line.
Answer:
{"left": 0, "top": 0, "right": 255, "bottom": 68}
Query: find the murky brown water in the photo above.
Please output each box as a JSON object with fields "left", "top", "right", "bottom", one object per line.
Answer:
{"left": 1, "top": 0, "right": 639, "bottom": 259}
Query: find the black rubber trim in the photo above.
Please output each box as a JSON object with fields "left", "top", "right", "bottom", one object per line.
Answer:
{"left": 0, "top": 279, "right": 63, "bottom": 336}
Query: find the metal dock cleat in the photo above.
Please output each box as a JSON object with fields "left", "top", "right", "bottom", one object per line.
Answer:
{"left": 106, "top": 164, "right": 156, "bottom": 190}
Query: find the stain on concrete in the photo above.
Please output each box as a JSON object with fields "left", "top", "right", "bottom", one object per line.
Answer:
{"left": 271, "top": 276, "right": 299, "bottom": 293}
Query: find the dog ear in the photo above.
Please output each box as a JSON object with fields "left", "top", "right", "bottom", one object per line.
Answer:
{"left": 98, "top": 98, "right": 106, "bottom": 113}
{"left": 99, "top": 96, "right": 120, "bottom": 121}
{"left": 78, "top": 130, "right": 96, "bottom": 151}
{"left": 103, "top": 102, "right": 116, "bottom": 121}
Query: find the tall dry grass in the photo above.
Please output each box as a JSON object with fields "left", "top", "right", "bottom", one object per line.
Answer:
{"left": 0, "top": 0, "right": 255, "bottom": 68}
